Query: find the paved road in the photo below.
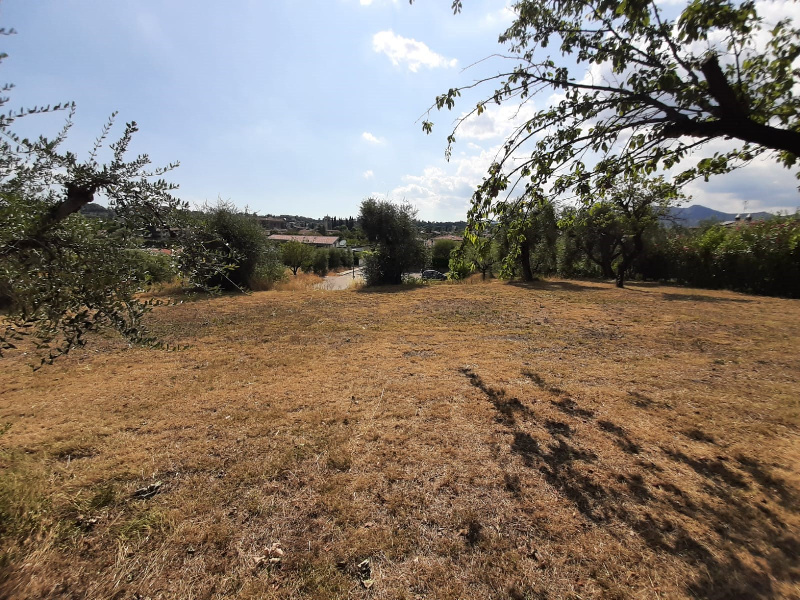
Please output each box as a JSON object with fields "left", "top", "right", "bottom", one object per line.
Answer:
{"left": 317, "top": 267, "right": 364, "bottom": 290}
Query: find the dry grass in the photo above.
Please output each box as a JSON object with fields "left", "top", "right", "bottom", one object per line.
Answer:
{"left": 273, "top": 272, "right": 325, "bottom": 291}
{"left": 1, "top": 279, "right": 799, "bottom": 599}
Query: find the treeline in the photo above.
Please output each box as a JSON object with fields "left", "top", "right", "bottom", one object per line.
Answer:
{"left": 279, "top": 240, "right": 354, "bottom": 276}
{"left": 417, "top": 220, "right": 467, "bottom": 234}
{"left": 444, "top": 210, "right": 800, "bottom": 298}
{"left": 322, "top": 215, "right": 357, "bottom": 230}
{"left": 124, "top": 203, "right": 358, "bottom": 289}
{"left": 637, "top": 218, "right": 800, "bottom": 297}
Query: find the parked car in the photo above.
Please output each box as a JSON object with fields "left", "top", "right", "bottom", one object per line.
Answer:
{"left": 422, "top": 270, "right": 447, "bottom": 281}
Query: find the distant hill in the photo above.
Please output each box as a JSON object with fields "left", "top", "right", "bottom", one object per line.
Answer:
{"left": 79, "top": 202, "right": 114, "bottom": 219}
{"left": 666, "top": 205, "right": 774, "bottom": 227}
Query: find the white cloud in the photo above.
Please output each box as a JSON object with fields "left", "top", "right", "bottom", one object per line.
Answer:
{"left": 362, "top": 131, "right": 383, "bottom": 144}
{"left": 480, "top": 5, "right": 517, "bottom": 29}
{"left": 372, "top": 30, "right": 458, "bottom": 72}
{"left": 681, "top": 150, "right": 800, "bottom": 214}
{"left": 388, "top": 145, "right": 504, "bottom": 219}
{"left": 458, "top": 101, "right": 538, "bottom": 142}
{"left": 363, "top": 170, "right": 374, "bottom": 179}
{"left": 394, "top": 128, "right": 800, "bottom": 220}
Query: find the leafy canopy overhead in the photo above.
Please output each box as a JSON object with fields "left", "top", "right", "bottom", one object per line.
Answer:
{"left": 422, "top": 0, "right": 800, "bottom": 229}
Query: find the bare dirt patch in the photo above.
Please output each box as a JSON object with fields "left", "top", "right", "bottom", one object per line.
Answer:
{"left": 1, "top": 280, "right": 799, "bottom": 599}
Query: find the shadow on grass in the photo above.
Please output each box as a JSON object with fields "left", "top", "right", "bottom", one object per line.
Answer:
{"left": 459, "top": 367, "right": 532, "bottom": 427}
{"left": 507, "top": 279, "right": 600, "bottom": 293}
{"left": 662, "top": 292, "right": 753, "bottom": 303}
{"left": 140, "top": 285, "right": 234, "bottom": 302}
{"left": 623, "top": 281, "right": 663, "bottom": 288}
{"left": 461, "top": 366, "right": 800, "bottom": 599}
{"left": 355, "top": 282, "right": 427, "bottom": 294}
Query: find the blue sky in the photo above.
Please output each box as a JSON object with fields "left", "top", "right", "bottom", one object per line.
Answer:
{"left": 2, "top": 0, "right": 798, "bottom": 220}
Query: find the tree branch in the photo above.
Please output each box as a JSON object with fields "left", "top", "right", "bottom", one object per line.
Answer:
{"left": 662, "top": 115, "right": 800, "bottom": 157}
{"left": 700, "top": 55, "right": 747, "bottom": 119}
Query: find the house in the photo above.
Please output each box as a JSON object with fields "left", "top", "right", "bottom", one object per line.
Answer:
{"left": 255, "top": 216, "right": 287, "bottom": 230}
{"left": 143, "top": 226, "right": 184, "bottom": 241}
{"left": 268, "top": 234, "right": 346, "bottom": 248}
{"left": 721, "top": 214, "right": 756, "bottom": 227}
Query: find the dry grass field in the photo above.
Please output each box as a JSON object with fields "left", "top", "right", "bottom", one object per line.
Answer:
{"left": 1, "top": 279, "right": 799, "bottom": 599}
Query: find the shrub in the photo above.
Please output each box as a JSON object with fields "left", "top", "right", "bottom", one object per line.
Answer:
{"left": 666, "top": 217, "right": 800, "bottom": 297}
{"left": 311, "top": 249, "right": 329, "bottom": 276}
{"left": 198, "top": 201, "right": 284, "bottom": 290}
{"left": 341, "top": 249, "right": 354, "bottom": 269}
{"left": 447, "top": 253, "right": 473, "bottom": 280}
{"left": 129, "top": 250, "right": 177, "bottom": 285}
{"left": 250, "top": 246, "right": 286, "bottom": 290}
{"left": 361, "top": 251, "right": 382, "bottom": 286}
{"left": 431, "top": 239, "right": 458, "bottom": 271}
{"left": 359, "top": 198, "right": 426, "bottom": 285}
{"left": 328, "top": 247, "right": 342, "bottom": 270}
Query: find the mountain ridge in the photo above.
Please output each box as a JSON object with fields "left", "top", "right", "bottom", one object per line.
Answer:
{"left": 667, "top": 204, "right": 775, "bottom": 227}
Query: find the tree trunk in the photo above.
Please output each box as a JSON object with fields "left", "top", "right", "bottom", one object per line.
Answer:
{"left": 597, "top": 244, "right": 616, "bottom": 279}
{"left": 35, "top": 181, "right": 107, "bottom": 237}
{"left": 601, "top": 260, "right": 615, "bottom": 280}
{"left": 615, "top": 233, "right": 644, "bottom": 288}
{"left": 3, "top": 182, "right": 102, "bottom": 258}
{"left": 519, "top": 242, "right": 534, "bottom": 281}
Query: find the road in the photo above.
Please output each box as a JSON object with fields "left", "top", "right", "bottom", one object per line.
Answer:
{"left": 317, "top": 267, "right": 364, "bottom": 290}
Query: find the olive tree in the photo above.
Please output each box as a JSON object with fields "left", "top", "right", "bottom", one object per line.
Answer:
{"left": 359, "top": 198, "right": 426, "bottom": 285}
{"left": 0, "top": 28, "right": 222, "bottom": 366}
{"left": 0, "top": 110, "right": 198, "bottom": 364}
{"left": 197, "top": 201, "right": 284, "bottom": 290}
{"left": 561, "top": 176, "right": 679, "bottom": 287}
{"left": 496, "top": 197, "right": 560, "bottom": 281}
{"left": 281, "top": 240, "right": 313, "bottom": 275}
{"left": 461, "top": 236, "right": 499, "bottom": 280}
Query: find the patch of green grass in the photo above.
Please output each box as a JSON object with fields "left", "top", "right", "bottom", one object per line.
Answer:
{"left": 115, "top": 507, "right": 172, "bottom": 540}
{"left": 294, "top": 561, "right": 351, "bottom": 597}
{"left": 88, "top": 484, "right": 116, "bottom": 511}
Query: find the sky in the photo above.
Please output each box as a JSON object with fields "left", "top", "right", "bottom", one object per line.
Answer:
{"left": 1, "top": 0, "right": 798, "bottom": 221}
